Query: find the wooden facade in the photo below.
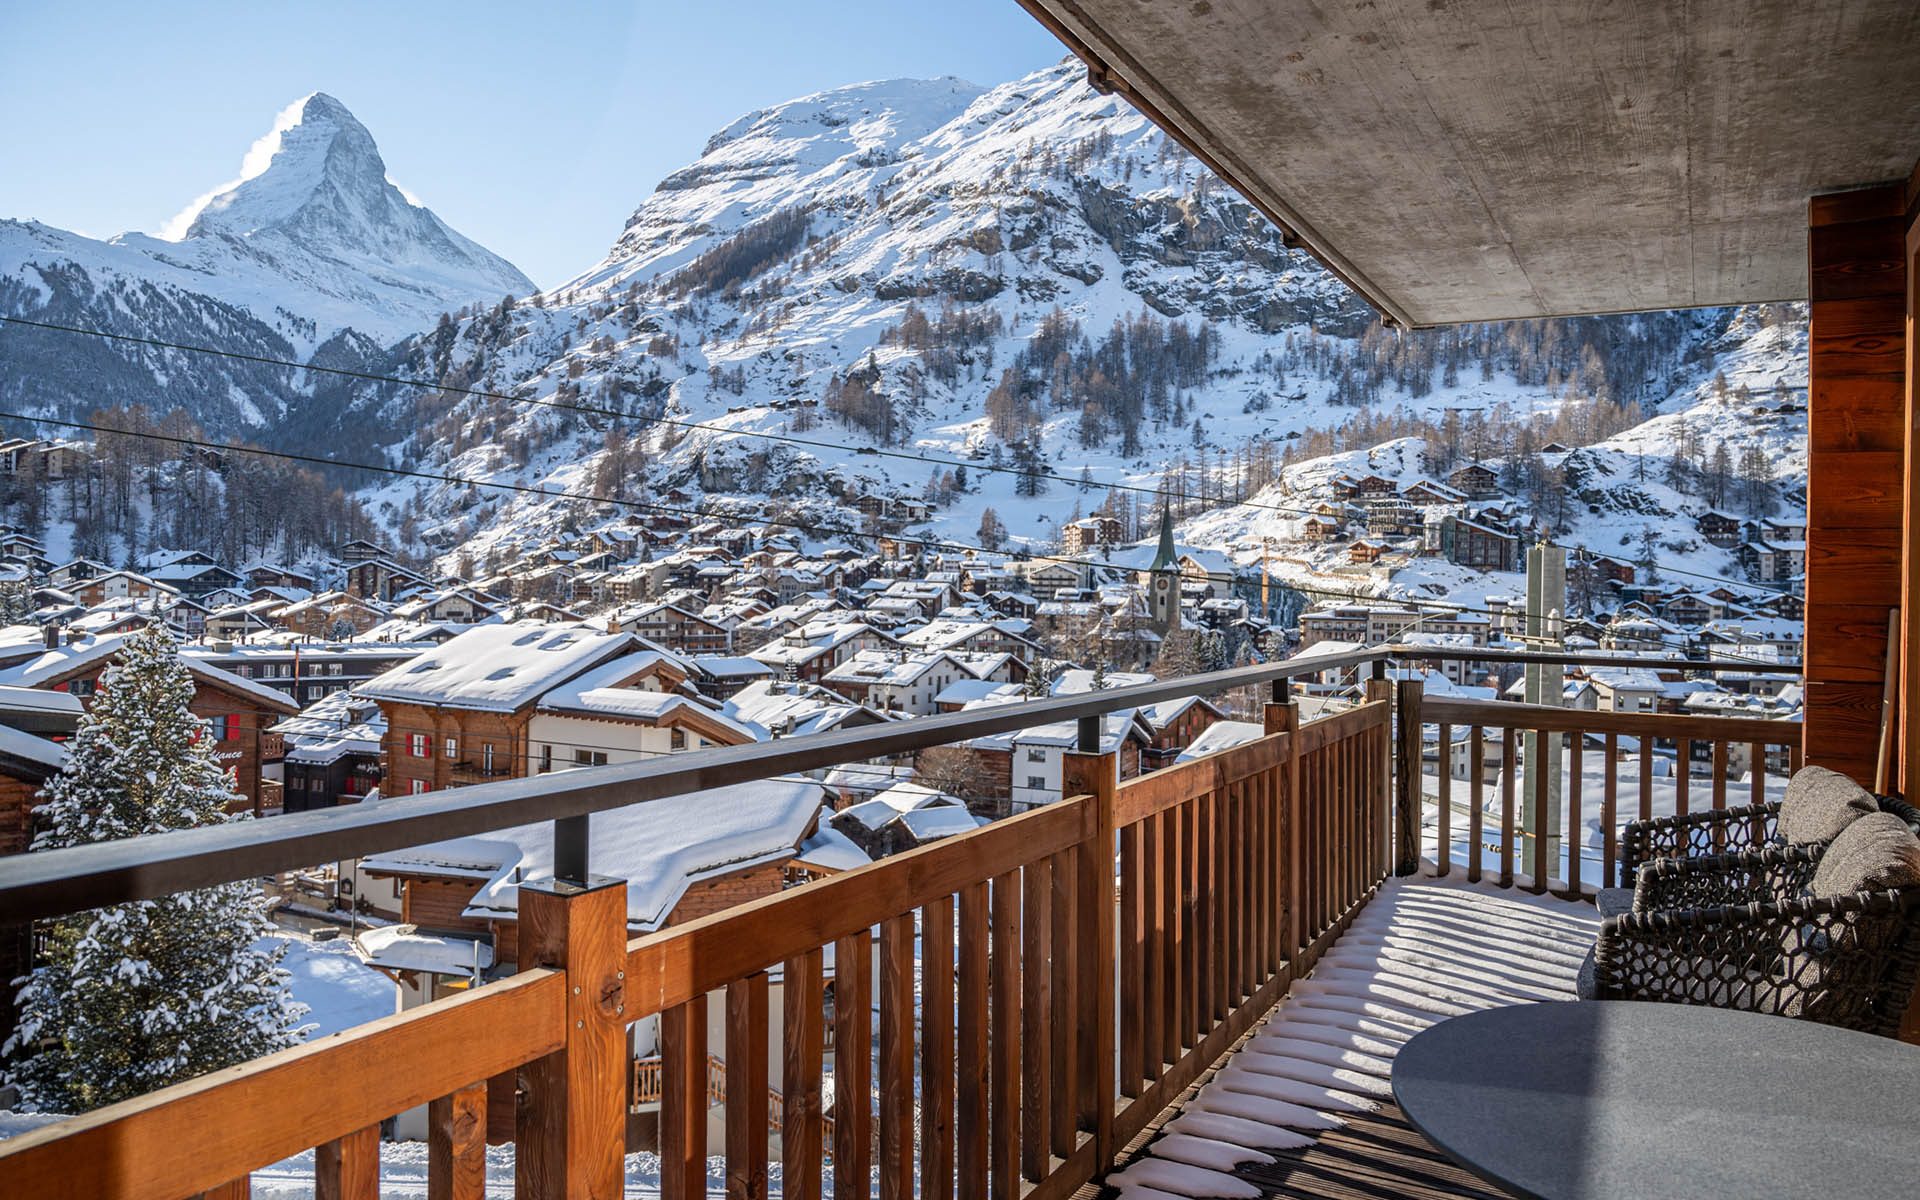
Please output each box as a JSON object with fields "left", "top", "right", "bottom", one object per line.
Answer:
{"left": 379, "top": 702, "right": 526, "bottom": 795}
{"left": 1803, "top": 180, "right": 1917, "bottom": 788}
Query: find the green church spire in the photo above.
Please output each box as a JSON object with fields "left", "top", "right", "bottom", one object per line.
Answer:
{"left": 1150, "top": 504, "right": 1178, "bottom": 572}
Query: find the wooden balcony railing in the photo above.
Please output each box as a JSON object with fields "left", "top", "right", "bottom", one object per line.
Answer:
{"left": 0, "top": 646, "right": 1802, "bottom": 1200}
{"left": 630, "top": 1051, "right": 839, "bottom": 1148}
{"left": 1397, "top": 682, "right": 1805, "bottom": 894}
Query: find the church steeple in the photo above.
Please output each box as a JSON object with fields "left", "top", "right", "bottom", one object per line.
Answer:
{"left": 1147, "top": 505, "right": 1180, "bottom": 634}
{"left": 1149, "top": 504, "right": 1178, "bottom": 572}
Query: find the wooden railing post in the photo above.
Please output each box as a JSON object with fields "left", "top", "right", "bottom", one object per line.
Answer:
{"left": 428, "top": 1082, "right": 488, "bottom": 1200}
{"left": 1365, "top": 679, "right": 1394, "bottom": 882}
{"left": 1265, "top": 698, "right": 1301, "bottom": 964}
{"left": 1063, "top": 738, "right": 1117, "bottom": 1173}
{"left": 316, "top": 1125, "right": 379, "bottom": 1200}
{"left": 515, "top": 876, "right": 630, "bottom": 1200}
{"left": 1394, "top": 679, "right": 1424, "bottom": 876}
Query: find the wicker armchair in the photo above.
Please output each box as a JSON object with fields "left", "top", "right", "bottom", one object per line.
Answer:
{"left": 1587, "top": 845, "right": 1920, "bottom": 1037}
{"left": 1619, "top": 800, "right": 1780, "bottom": 886}
{"left": 1612, "top": 789, "right": 1920, "bottom": 896}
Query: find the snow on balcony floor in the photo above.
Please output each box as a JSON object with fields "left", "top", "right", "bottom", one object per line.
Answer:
{"left": 1105, "top": 873, "right": 1600, "bottom": 1200}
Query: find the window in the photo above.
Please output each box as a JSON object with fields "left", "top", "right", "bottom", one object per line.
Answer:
{"left": 482, "top": 743, "right": 494, "bottom": 772}
{"left": 574, "top": 749, "right": 608, "bottom": 767}
{"left": 306, "top": 686, "right": 323, "bottom": 701}
{"left": 204, "top": 714, "right": 239, "bottom": 742}
{"left": 1026, "top": 748, "right": 1047, "bottom": 763}
{"left": 409, "top": 779, "right": 429, "bottom": 795}
{"left": 408, "top": 733, "right": 430, "bottom": 758}
{"left": 1026, "top": 776, "right": 1047, "bottom": 790}
{"left": 327, "top": 663, "right": 343, "bottom": 677}
{"left": 444, "top": 737, "right": 457, "bottom": 759}
{"left": 539, "top": 745, "right": 552, "bottom": 773}
{"left": 670, "top": 728, "right": 686, "bottom": 751}
{"left": 68, "top": 677, "right": 96, "bottom": 698}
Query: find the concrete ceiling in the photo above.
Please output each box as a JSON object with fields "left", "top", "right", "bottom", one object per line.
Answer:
{"left": 1019, "top": 0, "right": 1920, "bottom": 326}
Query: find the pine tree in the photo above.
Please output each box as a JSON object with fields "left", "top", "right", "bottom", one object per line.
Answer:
{"left": 4, "top": 627, "right": 307, "bottom": 1112}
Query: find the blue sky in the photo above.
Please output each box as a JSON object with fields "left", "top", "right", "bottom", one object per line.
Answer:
{"left": 0, "top": 2, "right": 1065, "bottom": 287}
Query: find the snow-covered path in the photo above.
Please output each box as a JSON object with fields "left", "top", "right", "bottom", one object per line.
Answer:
{"left": 1104, "top": 874, "right": 1599, "bottom": 1199}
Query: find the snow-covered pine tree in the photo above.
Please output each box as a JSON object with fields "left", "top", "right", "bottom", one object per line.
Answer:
{"left": 3, "top": 625, "right": 307, "bottom": 1112}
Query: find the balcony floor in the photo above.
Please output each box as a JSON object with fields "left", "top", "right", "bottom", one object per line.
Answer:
{"left": 1102, "top": 874, "right": 1600, "bottom": 1199}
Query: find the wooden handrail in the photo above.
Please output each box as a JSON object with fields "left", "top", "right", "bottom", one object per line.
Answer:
{"left": 0, "top": 969, "right": 567, "bottom": 1200}
{"left": 1420, "top": 696, "right": 1798, "bottom": 743}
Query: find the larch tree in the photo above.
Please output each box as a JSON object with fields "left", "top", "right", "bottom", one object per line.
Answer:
{"left": 3, "top": 626, "right": 307, "bottom": 1112}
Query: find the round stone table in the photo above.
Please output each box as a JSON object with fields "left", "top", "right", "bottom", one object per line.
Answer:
{"left": 1391, "top": 1000, "right": 1920, "bottom": 1199}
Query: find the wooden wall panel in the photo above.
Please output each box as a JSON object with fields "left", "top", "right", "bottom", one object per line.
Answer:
{"left": 1904, "top": 175, "right": 1920, "bottom": 795}
{"left": 1806, "top": 183, "right": 1908, "bottom": 787}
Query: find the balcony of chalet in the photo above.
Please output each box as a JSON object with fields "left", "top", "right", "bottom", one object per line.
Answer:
{"left": 4, "top": 3, "right": 1920, "bottom": 1199}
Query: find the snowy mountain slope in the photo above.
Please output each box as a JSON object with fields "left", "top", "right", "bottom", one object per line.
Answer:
{"left": 0, "top": 93, "right": 531, "bottom": 433}
{"left": 337, "top": 58, "right": 1803, "bottom": 608}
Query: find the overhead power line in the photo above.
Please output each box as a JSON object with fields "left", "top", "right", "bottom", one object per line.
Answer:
{"left": 2, "top": 407, "right": 1798, "bottom": 671}
{"left": 0, "top": 313, "right": 1799, "bottom": 596}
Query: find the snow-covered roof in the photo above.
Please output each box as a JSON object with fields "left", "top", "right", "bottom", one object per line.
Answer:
{"left": 1175, "top": 720, "right": 1267, "bottom": 763}
{"left": 0, "top": 631, "right": 297, "bottom": 712}
{"left": 0, "top": 683, "right": 82, "bottom": 718}
{"left": 357, "top": 622, "right": 640, "bottom": 713}
{"left": 538, "top": 682, "right": 756, "bottom": 741}
{"left": 690, "top": 655, "right": 778, "bottom": 680}
{"left": 0, "top": 722, "right": 69, "bottom": 771}
{"left": 447, "top": 779, "right": 826, "bottom": 931}
{"left": 933, "top": 678, "right": 1012, "bottom": 707}
{"left": 897, "top": 805, "right": 985, "bottom": 841}
{"left": 354, "top": 924, "right": 493, "bottom": 977}
{"left": 1053, "top": 668, "right": 1155, "bottom": 694}
{"left": 823, "top": 649, "right": 957, "bottom": 687}
{"left": 793, "top": 823, "right": 873, "bottom": 872}
{"left": 1140, "top": 694, "right": 1220, "bottom": 730}
{"left": 359, "top": 835, "right": 521, "bottom": 881}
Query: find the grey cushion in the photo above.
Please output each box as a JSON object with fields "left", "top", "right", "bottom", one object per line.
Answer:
{"left": 1810, "top": 811, "right": 1920, "bottom": 899}
{"left": 1777, "top": 765, "right": 1877, "bottom": 845}
{"left": 1596, "top": 887, "right": 1635, "bottom": 918}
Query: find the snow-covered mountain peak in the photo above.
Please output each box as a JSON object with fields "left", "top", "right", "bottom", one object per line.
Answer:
{"left": 169, "top": 91, "right": 389, "bottom": 241}
{"left": 132, "top": 92, "right": 533, "bottom": 317}
{"left": 700, "top": 75, "right": 984, "bottom": 161}
{"left": 1, "top": 93, "right": 537, "bottom": 430}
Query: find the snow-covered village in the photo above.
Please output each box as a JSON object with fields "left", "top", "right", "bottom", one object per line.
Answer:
{"left": 1, "top": 4, "right": 1917, "bottom": 1200}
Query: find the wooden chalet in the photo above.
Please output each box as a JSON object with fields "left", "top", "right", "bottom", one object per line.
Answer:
{"left": 1446, "top": 462, "right": 1501, "bottom": 499}
{"left": 358, "top": 622, "right": 657, "bottom": 793}
{"left": 0, "top": 630, "right": 297, "bottom": 812}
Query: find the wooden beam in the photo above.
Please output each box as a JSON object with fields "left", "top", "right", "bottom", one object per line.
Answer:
{"left": 516, "top": 877, "right": 630, "bottom": 1200}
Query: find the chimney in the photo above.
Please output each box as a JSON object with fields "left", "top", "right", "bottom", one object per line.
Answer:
{"left": 42, "top": 624, "right": 58, "bottom": 649}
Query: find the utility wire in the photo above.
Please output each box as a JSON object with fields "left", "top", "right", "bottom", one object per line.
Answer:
{"left": 0, "top": 313, "right": 1801, "bottom": 595}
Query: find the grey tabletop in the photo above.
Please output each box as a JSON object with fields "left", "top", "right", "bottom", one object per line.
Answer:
{"left": 1390, "top": 1001, "right": 1920, "bottom": 1200}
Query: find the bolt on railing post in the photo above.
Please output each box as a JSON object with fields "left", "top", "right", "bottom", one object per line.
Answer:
{"left": 1062, "top": 744, "right": 1117, "bottom": 1172}
{"left": 1394, "top": 679, "right": 1424, "bottom": 876}
{"left": 514, "top": 875, "right": 629, "bottom": 1200}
